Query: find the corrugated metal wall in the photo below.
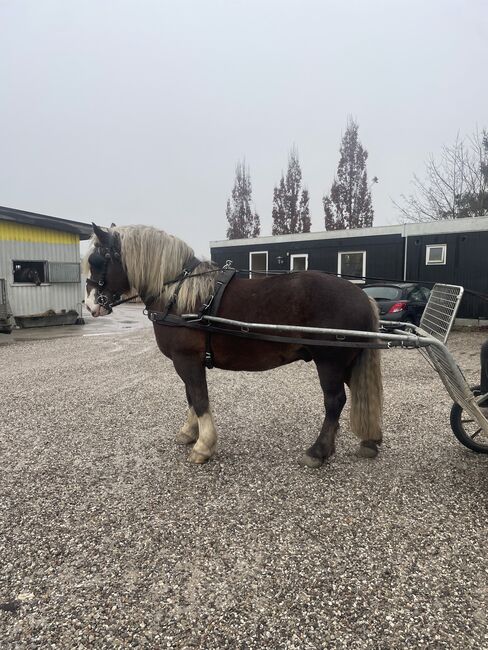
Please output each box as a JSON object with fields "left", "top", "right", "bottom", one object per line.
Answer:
{"left": 0, "top": 278, "right": 7, "bottom": 319}
{"left": 0, "top": 234, "right": 83, "bottom": 317}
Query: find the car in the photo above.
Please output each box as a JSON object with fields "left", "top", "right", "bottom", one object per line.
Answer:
{"left": 362, "top": 282, "right": 431, "bottom": 327}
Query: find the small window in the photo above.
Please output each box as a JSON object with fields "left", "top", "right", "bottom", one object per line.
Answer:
{"left": 13, "top": 261, "right": 46, "bottom": 285}
{"left": 426, "top": 244, "right": 447, "bottom": 265}
{"left": 290, "top": 254, "right": 308, "bottom": 271}
{"left": 249, "top": 251, "right": 268, "bottom": 278}
{"left": 48, "top": 262, "right": 81, "bottom": 283}
{"left": 338, "top": 251, "right": 366, "bottom": 283}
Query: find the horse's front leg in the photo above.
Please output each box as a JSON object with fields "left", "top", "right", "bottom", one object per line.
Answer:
{"left": 173, "top": 357, "right": 217, "bottom": 464}
{"left": 175, "top": 388, "right": 199, "bottom": 445}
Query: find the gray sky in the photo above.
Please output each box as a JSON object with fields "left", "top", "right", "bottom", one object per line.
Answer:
{"left": 1, "top": 0, "right": 487, "bottom": 257}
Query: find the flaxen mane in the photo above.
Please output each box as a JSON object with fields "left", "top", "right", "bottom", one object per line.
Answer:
{"left": 84, "top": 225, "right": 218, "bottom": 312}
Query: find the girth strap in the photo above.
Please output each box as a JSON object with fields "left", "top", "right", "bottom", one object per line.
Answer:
{"left": 146, "top": 266, "right": 237, "bottom": 368}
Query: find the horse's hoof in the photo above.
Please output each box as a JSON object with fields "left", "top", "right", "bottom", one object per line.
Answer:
{"left": 176, "top": 431, "right": 197, "bottom": 445}
{"left": 189, "top": 449, "right": 211, "bottom": 464}
{"left": 299, "top": 453, "right": 324, "bottom": 469}
{"left": 358, "top": 441, "right": 379, "bottom": 458}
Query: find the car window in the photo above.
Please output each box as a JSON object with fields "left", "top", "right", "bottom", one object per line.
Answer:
{"left": 420, "top": 287, "right": 431, "bottom": 301}
{"left": 363, "top": 286, "right": 402, "bottom": 300}
{"left": 408, "top": 287, "right": 425, "bottom": 302}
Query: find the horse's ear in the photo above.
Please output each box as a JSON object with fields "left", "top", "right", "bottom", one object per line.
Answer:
{"left": 92, "top": 223, "right": 111, "bottom": 246}
{"left": 110, "top": 222, "right": 116, "bottom": 228}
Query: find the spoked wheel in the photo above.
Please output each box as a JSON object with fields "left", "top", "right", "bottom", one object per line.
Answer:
{"left": 450, "top": 385, "right": 488, "bottom": 454}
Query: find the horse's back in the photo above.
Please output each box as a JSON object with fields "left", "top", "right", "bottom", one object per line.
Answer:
{"left": 219, "top": 271, "right": 374, "bottom": 332}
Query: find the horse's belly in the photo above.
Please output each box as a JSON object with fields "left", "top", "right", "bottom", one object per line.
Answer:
{"left": 212, "top": 340, "right": 306, "bottom": 371}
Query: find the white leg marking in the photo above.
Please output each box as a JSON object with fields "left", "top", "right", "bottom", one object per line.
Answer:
{"left": 189, "top": 411, "right": 217, "bottom": 463}
{"left": 176, "top": 408, "right": 199, "bottom": 444}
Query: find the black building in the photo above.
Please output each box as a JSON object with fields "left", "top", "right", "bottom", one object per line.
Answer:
{"left": 210, "top": 217, "right": 488, "bottom": 319}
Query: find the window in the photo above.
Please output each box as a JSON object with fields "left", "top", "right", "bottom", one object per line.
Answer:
{"left": 420, "top": 287, "right": 431, "bottom": 301}
{"left": 12, "top": 261, "right": 81, "bottom": 284}
{"left": 408, "top": 287, "right": 426, "bottom": 302}
{"left": 13, "top": 261, "right": 46, "bottom": 285}
{"left": 363, "top": 286, "right": 402, "bottom": 301}
{"left": 290, "top": 254, "right": 308, "bottom": 271}
{"left": 337, "top": 251, "right": 366, "bottom": 283}
{"left": 426, "top": 244, "right": 447, "bottom": 265}
{"left": 249, "top": 251, "right": 268, "bottom": 278}
{"left": 48, "top": 262, "right": 81, "bottom": 283}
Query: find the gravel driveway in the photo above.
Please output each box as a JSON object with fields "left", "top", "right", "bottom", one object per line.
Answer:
{"left": 1, "top": 326, "right": 488, "bottom": 648}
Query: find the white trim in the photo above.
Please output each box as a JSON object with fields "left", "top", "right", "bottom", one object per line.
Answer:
{"left": 426, "top": 243, "right": 447, "bottom": 265}
{"left": 290, "top": 253, "right": 308, "bottom": 271}
{"left": 337, "top": 250, "right": 366, "bottom": 283}
{"left": 10, "top": 283, "right": 51, "bottom": 287}
{"left": 249, "top": 250, "right": 268, "bottom": 278}
{"left": 210, "top": 215, "right": 488, "bottom": 249}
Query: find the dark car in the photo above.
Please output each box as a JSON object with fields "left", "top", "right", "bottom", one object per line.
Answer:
{"left": 362, "top": 283, "right": 431, "bottom": 326}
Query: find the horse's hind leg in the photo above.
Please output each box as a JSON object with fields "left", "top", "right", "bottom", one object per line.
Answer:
{"left": 300, "top": 361, "right": 347, "bottom": 469}
{"left": 173, "top": 357, "right": 217, "bottom": 464}
{"left": 176, "top": 388, "right": 199, "bottom": 445}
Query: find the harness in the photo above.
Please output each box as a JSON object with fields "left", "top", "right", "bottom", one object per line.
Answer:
{"left": 146, "top": 264, "right": 237, "bottom": 368}
{"left": 89, "top": 251, "right": 396, "bottom": 368}
{"left": 85, "top": 245, "right": 133, "bottom": 314}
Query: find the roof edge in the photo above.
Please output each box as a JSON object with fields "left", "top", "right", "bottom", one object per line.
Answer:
{"left": 210, "top": 215, "right": 488, "bottom": 248}
{"left": 0, "top": 206, "right": 93, "bottom": 240}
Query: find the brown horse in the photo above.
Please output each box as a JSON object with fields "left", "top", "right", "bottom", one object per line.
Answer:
{"left": 84, "top": 224, "right": 383, "bottom": 468}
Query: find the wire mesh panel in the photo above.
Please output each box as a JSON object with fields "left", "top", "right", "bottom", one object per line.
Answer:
{"left": 48, "top": 262, "right": 81, "bottom": 283}
{"left": 419, "top": 284, "right": 464, "bottom": 344}
{"left": 423, "top": 341, "right": 488, "bottom": 435}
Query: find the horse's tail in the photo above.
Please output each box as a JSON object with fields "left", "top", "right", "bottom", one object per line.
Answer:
{"left": 349, "top": 297, "right": 383, "bottom": 442}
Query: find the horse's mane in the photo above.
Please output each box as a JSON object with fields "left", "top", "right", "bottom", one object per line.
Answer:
{"left": 84, "top": 225, "right": 218, "bottom": 313}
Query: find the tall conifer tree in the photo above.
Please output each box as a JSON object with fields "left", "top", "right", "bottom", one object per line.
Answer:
{"left": 226, "top": 161, "right": 260, "bottom": 239}
{"left": 323, "top": 118, "right": 375, "bottom": 230}
{"left": 272, "top": 148, "right": 311, "bottom": 234}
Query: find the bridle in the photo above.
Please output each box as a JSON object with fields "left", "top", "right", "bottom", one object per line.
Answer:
{"left": 86, "top": 244, "right": 127, "bottom": 314}
{"left": 86, "top": 243, "right": 202, "bottom": 314}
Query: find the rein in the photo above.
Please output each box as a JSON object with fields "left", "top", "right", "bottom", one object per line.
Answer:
{"left": 88, "top": 243, "right": 208, "bottom": 314}
{"left": 88, "top": 251, "right": 414, "bottom": 360}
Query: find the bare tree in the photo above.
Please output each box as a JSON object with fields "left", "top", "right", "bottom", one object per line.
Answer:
{"left": 395, "top": 129, "right": 488, "bottom": 222}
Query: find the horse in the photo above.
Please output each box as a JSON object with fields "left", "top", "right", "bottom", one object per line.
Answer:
{"left": 83, "top": 224, "right": 383, "bottom": 468}
{"left": 17, "top": 268, "right": 42, "bottom": 285}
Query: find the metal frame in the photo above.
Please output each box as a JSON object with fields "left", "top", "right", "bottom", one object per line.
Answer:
{"left": 0, "top": 278, "right": 7, "bottom": 319}
{"left": 183, "top": 283, "right": 488, "bottom": 438}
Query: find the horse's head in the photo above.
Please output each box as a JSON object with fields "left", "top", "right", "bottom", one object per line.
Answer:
{"left": 85, "top": 224, "right": 131, "bottom": 317}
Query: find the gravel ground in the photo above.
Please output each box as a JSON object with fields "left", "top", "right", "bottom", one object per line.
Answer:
{"left": 1, "top": 326, "right": 488, "bottom": 649}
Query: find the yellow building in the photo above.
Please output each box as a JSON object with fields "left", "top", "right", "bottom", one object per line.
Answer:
{"left": 0, "top": 206, "right": 92, "bottom": 331}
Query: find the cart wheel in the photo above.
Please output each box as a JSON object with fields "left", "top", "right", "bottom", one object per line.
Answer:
{"left": 450, "top": 385, "right": 488, "bottom": 454}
